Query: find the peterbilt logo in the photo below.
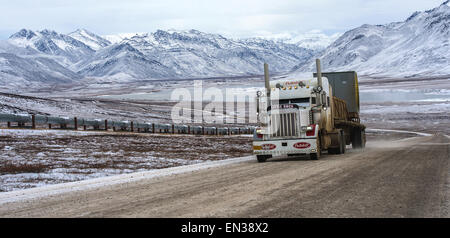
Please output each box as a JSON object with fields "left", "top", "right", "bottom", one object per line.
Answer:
{"left": 294, "top": 142, "right": 311, "bottom": 149}
{"left": 261, "top": 144, "right": 276, "bottom": 150}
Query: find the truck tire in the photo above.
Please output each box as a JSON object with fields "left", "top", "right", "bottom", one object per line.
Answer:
{"left": 311, "top": 135, "right": 321, "bottom": 160}
{"left": 328, "top": 148, "right": 338, "bottom": 154}
{"left": 361, "top": 130, "right": 366, "bottom": 149}
{"left": 328, "top": 130, "right": 342, "bottom": 155}
{"left": 352, "top": 128, "right": 365, "bottom": 149}
{"left": 256, "top": 155, "right": 269, "bottom": 163}
{"left": 340, "top": 130, "right": 346, "bottom": 154}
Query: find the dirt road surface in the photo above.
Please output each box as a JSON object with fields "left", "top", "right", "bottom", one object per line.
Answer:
{"left": 0, "top": 133, "right": 448, "bottom": 217}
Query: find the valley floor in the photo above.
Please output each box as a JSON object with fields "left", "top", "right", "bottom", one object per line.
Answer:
{"left": 0, "top": 75, "right": 449, "bottom": 192}
{"left": 0, "top": 129, "right": 251, "bottom": 192}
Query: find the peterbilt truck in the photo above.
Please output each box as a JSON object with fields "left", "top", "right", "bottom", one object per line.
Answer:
{"left": 253, "top": 59, "right": 366, "bottom": 162}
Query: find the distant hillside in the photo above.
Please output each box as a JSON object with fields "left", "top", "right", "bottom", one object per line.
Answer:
{"left": 294, "top": 1, "right": 450, "bottom": 77}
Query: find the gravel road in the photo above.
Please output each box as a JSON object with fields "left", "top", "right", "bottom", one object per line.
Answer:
{"left": 0, "top": 133, "right": 448, "bottom": 217}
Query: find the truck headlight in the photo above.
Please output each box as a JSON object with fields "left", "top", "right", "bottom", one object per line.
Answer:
{"left": 255, "top": 128, "right": 264, "bottom": 139}
{"left": 301, "top": 126, "right": 313, "bottom": 131}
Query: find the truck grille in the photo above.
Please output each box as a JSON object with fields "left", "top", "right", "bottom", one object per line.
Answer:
{"left": 270, "top": 112, "right": 298, "bottom": 138}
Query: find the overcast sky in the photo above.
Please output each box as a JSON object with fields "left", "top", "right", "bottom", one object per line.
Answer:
{"left": 0, "top": 0, "right": 445, "bottom": 39}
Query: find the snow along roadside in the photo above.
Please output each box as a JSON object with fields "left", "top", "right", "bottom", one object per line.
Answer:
{"left": 366, "top": 128, "right": 433, "bottom": 137}
{"left": 0, "top": 156, "right": 255, "bottom": 206}
{"left": 366, "top": 128, "right": 436, "bottom": 142}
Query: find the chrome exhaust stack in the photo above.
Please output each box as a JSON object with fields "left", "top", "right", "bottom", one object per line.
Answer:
{"left": 264, "top": 63, "right": 270, "bottom": 97}
{"left": 315, "top": 58, "right": 323, "bottom": 89}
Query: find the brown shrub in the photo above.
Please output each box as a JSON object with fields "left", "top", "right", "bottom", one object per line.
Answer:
{"left": 0, "top": 162, "right": 48, "bottom": 174}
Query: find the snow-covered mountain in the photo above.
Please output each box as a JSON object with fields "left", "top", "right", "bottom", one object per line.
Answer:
{"left": 0, "top": 53, "right": 80, "bottom": 89}
{"left": 0, "top": 29, "right": 96, "bottom": 88}
{"left": 83, "top": 29, "right": 314, "bottom": 79}
{"left": 68, "top": 29, "right": 111, "bottom": 51}
{"left": 289, "top": 31, "right": 342, "bottom": 51}
{"left": 255, "top": 30, "right": 342, "bottom": 51}
{"left": 8, "top": 29, "right": 95, "bottom": 67}
{"left": 0, "top": 28, "right": 314, "bottom": 87}
{"left": 0, "top": 40, "right": 82, "bottom": 89}
{"left": 102, "top": 33, "right": 145, "bottom": 44}
{"left": 295, "top": 1, "right": 450, "bottom": 77}
{"left": 77, "top": 42, "right": 176, "bottom": 80}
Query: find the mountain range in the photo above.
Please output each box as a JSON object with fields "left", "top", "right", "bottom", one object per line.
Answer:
{"left": 0, "top": 1, "right": 449, "bottom": 89}
{"left": 0, "top": 28, "right": 314, "bottom": 88}
{"left": 294, "top": 1, "right": 450, "bottom": 77}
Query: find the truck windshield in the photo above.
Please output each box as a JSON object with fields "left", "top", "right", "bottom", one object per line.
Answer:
{"left": 276, "top": 98, "right": 310, "bottom": 107}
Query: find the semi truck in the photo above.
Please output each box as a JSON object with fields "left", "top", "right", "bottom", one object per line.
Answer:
{"left": 253, "top": 59, "right": 366, "bottom": 162}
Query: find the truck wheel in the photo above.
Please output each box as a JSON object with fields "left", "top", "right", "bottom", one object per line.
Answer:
{"left": 328, "top": 130, "right": 347, "bottom": 155}
{"left": 328, "top": 148, "right": 337, "bottom": 154}
{"left": 351, "top": 129, "right": 360, "bottom": 149}
{"left": 328, "top": 130, "right": 341, "bottom": 154}
{"left": 331, "top": 130, "right": 345, "bottom": 154}
{"left": 340, "top": 131, "right": 346, "bottom": 154}
{"left": 311, "top": 136, "right": 321, "bottom": 160}
{"left": 256, "top": 155, "right": 268, "bottom": 163}
{"left": 361, "top": 130, "right": 366, "bottom": 149}
{"left": 352, "top": 128, "right": 364, "bottom": 149}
